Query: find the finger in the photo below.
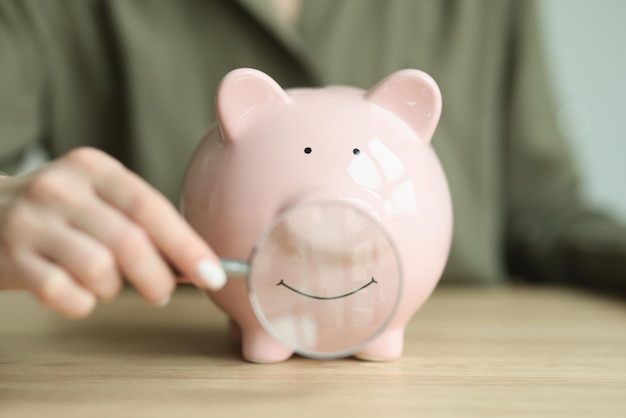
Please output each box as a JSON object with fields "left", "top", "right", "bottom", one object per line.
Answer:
{"left": 68, "top": 194, "right": 174, "bottom": 306}
{"left": 15, "top": 251, "right": 97, "bottom": 319}
{"left": 35, "top": 222, "right": 122, "bottom": 301}
{"left": 175, "top": 276, "right": 194, "bottom": 285}
{"left": 89, "top": 159, "right": 226, "bottom": 290}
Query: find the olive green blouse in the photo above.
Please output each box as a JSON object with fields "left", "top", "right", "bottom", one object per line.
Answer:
{"left": 1, "top": 0, "right": 625, "bottom": 288}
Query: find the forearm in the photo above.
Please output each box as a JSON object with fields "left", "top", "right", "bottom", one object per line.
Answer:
{"left": 560, "top": 214, "right": 626, "bottom": 291}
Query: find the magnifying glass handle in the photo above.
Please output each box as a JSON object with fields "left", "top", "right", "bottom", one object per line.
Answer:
{"left": 220, "top": 258, "right": 249, "bottom": 279}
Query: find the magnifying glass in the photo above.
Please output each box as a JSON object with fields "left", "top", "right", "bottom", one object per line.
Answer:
{"left": 210, "top": 201, "right": 404, "bottom": 360}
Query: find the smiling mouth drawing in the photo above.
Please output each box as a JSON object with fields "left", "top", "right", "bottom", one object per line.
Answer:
{"left": 276, "top": 278, "right": 378, "bottom": 300}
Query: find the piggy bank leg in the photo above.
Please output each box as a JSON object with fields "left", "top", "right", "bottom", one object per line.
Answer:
{"left": 354, "top": 327, "right": 404, "bottom": 361}
{"left": 241, "top": 328, "right": 294, "bottom": 363}
{"left": 228, "top": 318, "right": 242, "bottom": 343}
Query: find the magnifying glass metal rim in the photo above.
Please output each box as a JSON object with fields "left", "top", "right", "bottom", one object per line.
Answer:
{"left": 221, "top": 200, "right": 404, "bottom": 360}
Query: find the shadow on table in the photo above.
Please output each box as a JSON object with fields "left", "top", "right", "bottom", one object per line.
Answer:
{"left": 43, "top": 290, "right": 242, "bottom": 361}
{"left": 55, "top": 324, "right": 238, "bottom": 359}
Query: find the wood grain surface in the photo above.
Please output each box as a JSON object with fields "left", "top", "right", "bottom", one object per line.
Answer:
{"left": 1, "top": 285, "right": 624, "bottom": 418}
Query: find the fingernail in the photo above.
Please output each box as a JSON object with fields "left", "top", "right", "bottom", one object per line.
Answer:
{"left": 197, "top": 260, "right": 227, "bottom": 290}
{"left": 156, "top": 294, "right": 171, "bottom": 308}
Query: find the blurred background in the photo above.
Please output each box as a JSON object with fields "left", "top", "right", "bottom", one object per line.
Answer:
{"left": 14, "top": 0, "right": 626, "bottom": 225}
{"left": 539, "top": 0, "right": 626, "bottom": 222}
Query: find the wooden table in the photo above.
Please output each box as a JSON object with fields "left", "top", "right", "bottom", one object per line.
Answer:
{"left": 1, "top": 285, "right": 624, "bottom": 418}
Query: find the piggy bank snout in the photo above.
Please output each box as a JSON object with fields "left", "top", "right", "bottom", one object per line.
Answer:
{"left": 275, "top": 201, "right": 391, "bottom": 260}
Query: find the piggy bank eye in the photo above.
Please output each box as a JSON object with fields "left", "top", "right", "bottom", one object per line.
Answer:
{"left": 304, "top": 147, "right": 312, "bottom": 154}
{"left": 353, "top": 148, "right": 360, "bottom": 155}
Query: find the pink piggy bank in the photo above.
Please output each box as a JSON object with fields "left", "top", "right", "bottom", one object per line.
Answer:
{"left": 181, "top": 68, "right": 452, "bottom": 363}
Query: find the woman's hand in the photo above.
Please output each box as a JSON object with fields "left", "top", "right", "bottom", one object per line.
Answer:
{"left": 0, "top": 147, "right": 226, "bottom": 318}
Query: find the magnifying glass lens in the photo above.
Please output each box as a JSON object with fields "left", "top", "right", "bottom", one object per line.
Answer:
{"left": 248, "top": 202, "right": 402, "bottom": 359}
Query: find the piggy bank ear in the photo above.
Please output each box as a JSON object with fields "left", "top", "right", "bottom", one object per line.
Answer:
{"left": 365, "top": 69, "right": 442, "bottom": 144}
{"left": 216, "top": 68, "right": 290, "bottom": 140}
